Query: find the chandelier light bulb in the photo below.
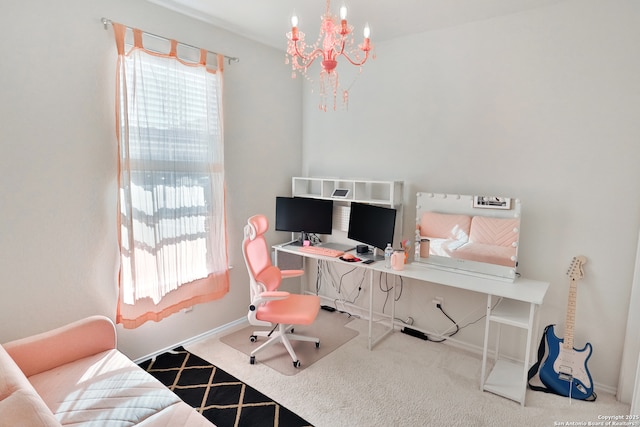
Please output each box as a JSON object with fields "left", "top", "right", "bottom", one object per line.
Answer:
{"left": 286, "top": 0, "right": 372, "bottom": 111}
{"left": 290, "top": 14, "right": 299, "bottom": 41}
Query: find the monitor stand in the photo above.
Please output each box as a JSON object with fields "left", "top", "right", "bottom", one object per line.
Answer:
{"left": 285, "top": 232, "right": 309, "bottom": 246}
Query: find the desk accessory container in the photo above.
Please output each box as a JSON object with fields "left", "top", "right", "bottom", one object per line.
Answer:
{"left": 420, "top": 239, "right": 430, "bottom": 258}
{"left": 391, "top": 251, "right": 405, "bottom": 270}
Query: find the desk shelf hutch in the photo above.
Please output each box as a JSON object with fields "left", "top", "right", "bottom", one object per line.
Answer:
{"left": 291, "top": 177, "right": 403, "bottom": 208}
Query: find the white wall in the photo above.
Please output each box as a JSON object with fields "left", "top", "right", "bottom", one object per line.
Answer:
{"left": 301, "top": 0, "right": 640, "bottom": 395}
{"left": 0, "top": 0, "right": 302, "bottom": 360}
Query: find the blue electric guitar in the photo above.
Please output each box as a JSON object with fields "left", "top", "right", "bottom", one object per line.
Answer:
{"left": 538, "top": 256, "right": 595, "bottom": 401}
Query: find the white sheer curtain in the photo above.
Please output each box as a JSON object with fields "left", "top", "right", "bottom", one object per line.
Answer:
{"left": 113, "top": 24, "right": 229, "bottom": 328}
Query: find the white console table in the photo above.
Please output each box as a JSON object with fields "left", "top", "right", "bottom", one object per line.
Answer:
{"left": 274, "top": 243, "right": 549, "bottom": 406}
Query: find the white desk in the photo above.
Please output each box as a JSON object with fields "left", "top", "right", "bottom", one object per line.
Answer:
{"left": 273, "top": 243, "right": 549, "bottom": 406}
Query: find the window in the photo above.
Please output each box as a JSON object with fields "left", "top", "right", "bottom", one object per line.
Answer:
{"left": 113, "top": 24, "right": 229, "bottom": 328}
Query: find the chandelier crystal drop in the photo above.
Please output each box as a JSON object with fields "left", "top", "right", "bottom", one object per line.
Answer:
{"left": 286, "top": 0, "right": 373, "bottom": 111}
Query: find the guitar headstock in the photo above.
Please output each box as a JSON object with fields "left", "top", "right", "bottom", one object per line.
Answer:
{"left": 567, "top": 255, "right": 587, "bottom": 281}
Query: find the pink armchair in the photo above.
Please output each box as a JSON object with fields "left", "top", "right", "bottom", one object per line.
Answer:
{"left": 242, "top": 214, "right": 321, "bottom": 368}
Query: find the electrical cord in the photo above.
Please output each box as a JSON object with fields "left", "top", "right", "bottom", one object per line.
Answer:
{"left": 457, "top": 297, "right": 503, "bottom": 331}
{"left": 308, "top": 233, "right": 322, "bottom": 245}
{"left": 317, "top": 260, "right": 366, "bottom": 314}
{"left": 424, "top": 297, "right": 503, "bottom": 343}
{"left": 378, "top": 271, "right": 403, "bottom": 313}
{"left": 315, "top": 261, "right": 323, "bottom": 294}
{"left": 395, "top": 316, "right": 414, "bottom": 325}
{"left": 426, "top": 303, "right": 460, "bottom": 343}
{"left": 331, "top": 302, "right": 362, "bottom": 319}
{"left": 338, "top": 265, "right": 362, "bottom": 294}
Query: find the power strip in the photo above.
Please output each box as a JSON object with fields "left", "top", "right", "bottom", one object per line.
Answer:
{"left": 401, "top": 327, "right": 428, "bottom": 340}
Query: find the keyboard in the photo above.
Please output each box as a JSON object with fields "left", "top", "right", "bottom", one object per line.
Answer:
{"left": 298, "top": 246, "right": 344, "bottom": 258}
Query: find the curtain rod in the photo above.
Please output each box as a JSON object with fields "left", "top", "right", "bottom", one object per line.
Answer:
{"left": 101, "top": 18, "right": 239, "bottom": 65}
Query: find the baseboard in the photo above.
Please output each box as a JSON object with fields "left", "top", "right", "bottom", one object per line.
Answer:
{"left": 132, "top": 317, "right": 248, "bottom": 364}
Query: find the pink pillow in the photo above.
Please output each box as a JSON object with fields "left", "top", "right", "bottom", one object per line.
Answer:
{"left": 420, "top": 212, "right": 471, "bottom": 241}
{"left": 468, "top": 216, "right": 519, "bottom": 247}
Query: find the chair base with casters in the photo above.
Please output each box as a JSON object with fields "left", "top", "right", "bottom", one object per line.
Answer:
{"left": 248, "top": 292, "right": 321, "bottom": 368}
{"left": 249, "top": 323, "right": 320, "bottom": 368}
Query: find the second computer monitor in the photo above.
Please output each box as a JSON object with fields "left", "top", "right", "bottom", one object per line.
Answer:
{"left": 347, "top": 202, "right": 397, "bottom": 252}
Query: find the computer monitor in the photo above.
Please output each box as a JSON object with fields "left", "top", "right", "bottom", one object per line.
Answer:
{"left": 275, "top": 197, "right": 334, "bottom": 242}
{"left": 347, "top": 202, "right": 397, "bottom": 253}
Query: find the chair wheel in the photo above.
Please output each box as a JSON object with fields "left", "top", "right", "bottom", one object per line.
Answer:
{"left": 315, "top": 341, "right": 320, "bottom": 348}
{"left": 289, "top": 328, "right": 294, "bottom": 334}
{"left": 293, "top": 360, "right": 301, "bottom": 368}
{"left": 250, "top": 335, "right": 257, "bottom": 343}
{"left": 250, "top": 356, "right": 255, "bottom": 365}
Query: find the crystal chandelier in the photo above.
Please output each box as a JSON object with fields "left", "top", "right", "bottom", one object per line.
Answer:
{"left": 286, "top": 0, "right": 372, "bottom": 111}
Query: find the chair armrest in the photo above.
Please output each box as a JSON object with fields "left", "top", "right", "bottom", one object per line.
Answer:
{"left": 281, "top": 269, "right": 304, "bottom": 279}
{"left": 261, "top": 291, "right": 290, "bottom": 298}
{"left": 3, "top": 315, "right": 117, "bottom": 377}
{"left": 250, "top": 291, "right": 290, "bottom": 309}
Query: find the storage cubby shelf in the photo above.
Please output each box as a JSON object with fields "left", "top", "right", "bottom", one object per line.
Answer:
{"left": 292, "top": 177, "right": 403, "bottom": 208}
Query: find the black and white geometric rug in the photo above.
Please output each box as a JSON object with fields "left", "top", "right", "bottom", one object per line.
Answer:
{"left": 139, "top": 346, "right": 313, "bottom": 427}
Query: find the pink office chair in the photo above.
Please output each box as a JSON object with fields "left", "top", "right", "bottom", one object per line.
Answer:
{"left": 242, "top": 214, "right": 321, "bottom": 368}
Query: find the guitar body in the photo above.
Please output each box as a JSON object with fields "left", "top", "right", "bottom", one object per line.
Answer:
{"left": 539, "top": 324, "right": 594, "bottom": 400}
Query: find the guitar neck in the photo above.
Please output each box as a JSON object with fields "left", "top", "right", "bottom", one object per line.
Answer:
{"left": 563, "top": 277, "right": 578, "bottom": 350}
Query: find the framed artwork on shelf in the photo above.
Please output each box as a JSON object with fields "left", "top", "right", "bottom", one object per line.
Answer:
{"left": 473, "top": 196, "right": 512, "bottom": 210}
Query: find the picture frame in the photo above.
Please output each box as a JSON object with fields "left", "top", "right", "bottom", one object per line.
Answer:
{"left": 473, "top": 196, "right": 511, "bottom": 210}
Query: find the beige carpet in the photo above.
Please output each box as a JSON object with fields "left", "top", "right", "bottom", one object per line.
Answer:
{"left": 188, "top": 317, "right": 630, "bottom": 427}
{"left": 220, "top": 309, "right": 359, "bottom": 376}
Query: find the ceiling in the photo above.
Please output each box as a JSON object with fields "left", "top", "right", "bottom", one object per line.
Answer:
{"left": 148, "top": 0, "right": 563, "bottom": 50}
